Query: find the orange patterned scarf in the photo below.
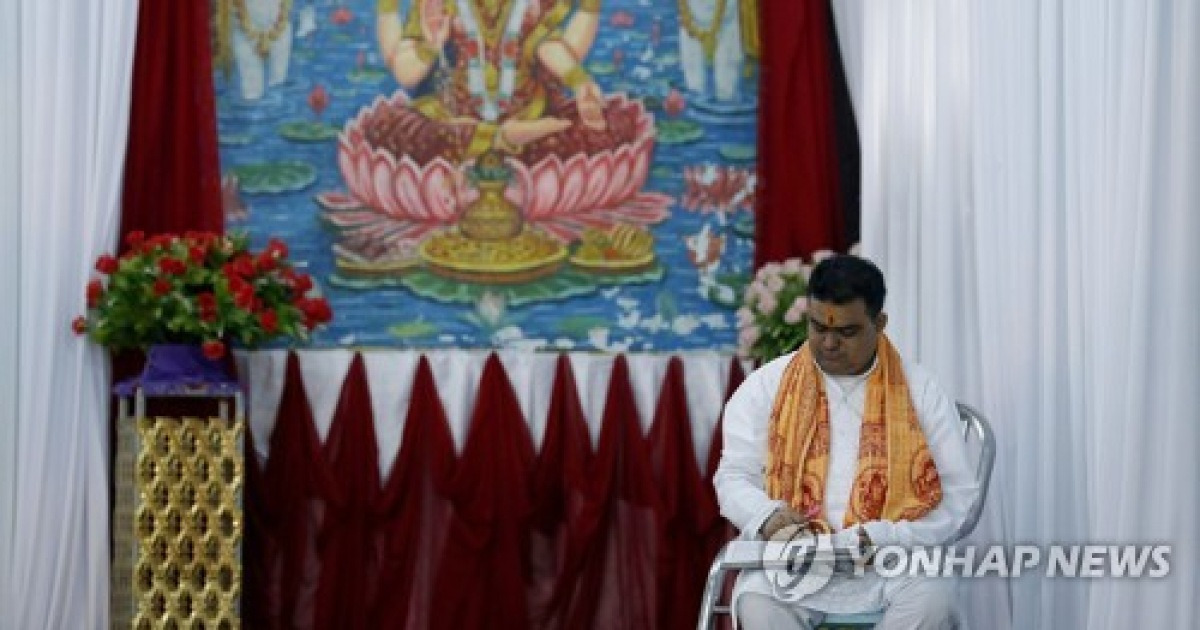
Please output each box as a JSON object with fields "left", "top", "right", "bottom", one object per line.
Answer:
{"left": 765, "top": 335, "right": 942, "bottom": 529}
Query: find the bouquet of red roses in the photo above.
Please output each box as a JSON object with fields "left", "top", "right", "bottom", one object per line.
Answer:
{"left": 73, "top": 231, "right": 332, "bottom": 359}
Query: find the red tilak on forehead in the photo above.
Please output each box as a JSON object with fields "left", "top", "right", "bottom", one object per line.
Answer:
{"left": 812, "top": 306, "right": 844, "bottom": 327}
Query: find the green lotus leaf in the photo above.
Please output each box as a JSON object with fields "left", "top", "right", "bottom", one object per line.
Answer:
{"left": 278, "top": 120, "right": 341, "bottom": 143}
{"left": 392, "top": 264, "right": 663, "bottom": 307}
{"left": 230, "top": 160, "right": 317, "bottom": 194}
{"left": 388, "top": 319, "right": 439, "bottom": 339}
{"left": 557, "top": 315, "right": 612, "bottom": 336}
{"left": 348, "top": 66, "right": 389, "bottom": 83}
{"left": 656, "top": 119, "right": 704, "bottom": 145}
{"left": 718, "top": 144, "right": 757, "bottom": 162}
{"left": 219, "top": 132, "right": 254, "bottom": 146}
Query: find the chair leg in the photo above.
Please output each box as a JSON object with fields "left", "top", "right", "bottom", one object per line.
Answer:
{"left": 697, "top": 562, "right": 728, "bottom": 630}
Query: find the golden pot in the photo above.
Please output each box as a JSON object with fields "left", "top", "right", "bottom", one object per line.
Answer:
{"left": 459, "top": 180, "right": 522, "bottom": 242}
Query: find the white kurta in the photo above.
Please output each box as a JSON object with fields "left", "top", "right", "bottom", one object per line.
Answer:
{"left": 714, "top": 350, "right": 978, "bottom": 614}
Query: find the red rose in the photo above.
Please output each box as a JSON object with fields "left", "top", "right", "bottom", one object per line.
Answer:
{"left": 258, "top": 309, "right": 279, "bottom": 334}
{"left": 234, "top": 285, "right": 256, "bottom": 310}
{"left": 197, "top": 292, "right": 218, "bottom": 321}
{"left": 299, "top": 297, "right": 333, "bottom": 325}
{"left": 227, "top": 275, "right": 251, "bottom": 296}
{"left": 201, "top": 340, "right": 226, "bottom": 360}
{"left": 157, "top": 258, "right": 186, "bottom": 275}
{"left": 95, "top": 254, "right": 118, "bottom": 274}
{"left": 71, "top": 316, "right": 87, "bottom": 335}
{"left": 232, "top": 254, "right": 256, "bottom": 278}
{"left": 152, "top": 278, "right": 172, "bottom": 296}
{"left": 197, "top": 292, "right": 217, "bottom": 311}
{"left": 86, "top": 279, "right": 104, "bottom": 307}
{"left": 124, "top": 230, "right": 145, "bottom": 247}
{"left": 188, "top": 246, "right": 206, "bottom": 264}
{"left": 255, "top": 251, "right": 278, "bottom": 272}
{"left": 265, "top": 237, "right": 289, "bottom": 260}
{"left": 293, "top": 273, "right": 314, "bottom": 293}
{"left": 191, "top": 232, "right": 218, "bottom": 249}
{"left": 146, "top": 234, "right": 174, "bottom": 251}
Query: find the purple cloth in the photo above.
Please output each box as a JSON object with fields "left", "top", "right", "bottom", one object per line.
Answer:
{"left": 113, "top": 344, "right": 242, "bottom": 397}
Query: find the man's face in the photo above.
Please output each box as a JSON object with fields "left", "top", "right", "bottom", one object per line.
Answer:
{"left": 807, "top": 299, "right": 886, "bottom": 376}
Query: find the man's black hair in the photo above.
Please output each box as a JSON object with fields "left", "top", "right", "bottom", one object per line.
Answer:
{"left": 807, "top": 255, "right": 887, "bottom": 317}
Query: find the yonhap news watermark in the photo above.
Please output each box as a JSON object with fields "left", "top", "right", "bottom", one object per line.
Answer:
{"left": 761, "top": 539, "right": 1171, "bottom": 601}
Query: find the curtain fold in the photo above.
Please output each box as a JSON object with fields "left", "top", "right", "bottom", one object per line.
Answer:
{"left": 649, "top": 359, "right": 709, "bottom": 630}
{"left": 431, "top": 354, "right": 537, "bottom": 629}
{"left": 312, "top": 355, "right": 378, "bottom": 629}
{"left": 254, "top": 353, "right": 324, "bottom": 628}
{"left": 8, "top": 0, "right": 139, "bottom": 627}
{"left": 370, "top": 357, "right": 456, "bottom": 629}
{"left": 119, "top": 0, "right": 224, "bottom": 238}
{"left": 755, "top": 0, "right": 850, "bottom": 265}
{"left": 527, "top": 356, "right": 586, "bottom": 629}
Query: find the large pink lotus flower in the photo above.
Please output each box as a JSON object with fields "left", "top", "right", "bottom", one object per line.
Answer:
{"left": 681, "top": 164, "right": 756, "bottom": 215}
{"left": 320, "top": 92, "right": 671, "bottom": 262}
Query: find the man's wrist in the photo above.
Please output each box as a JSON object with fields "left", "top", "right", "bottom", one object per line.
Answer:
{"left": 758, "top": 508, "right": 780, "bottom": 539}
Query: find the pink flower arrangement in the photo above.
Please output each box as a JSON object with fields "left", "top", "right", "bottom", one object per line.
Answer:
{"left": 737, "top": 255, "right": 826, "bottom": 362}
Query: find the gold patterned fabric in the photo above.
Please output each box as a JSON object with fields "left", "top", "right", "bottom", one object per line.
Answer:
{"left": 764, "top": 335, "right": 943, "bottom": 530}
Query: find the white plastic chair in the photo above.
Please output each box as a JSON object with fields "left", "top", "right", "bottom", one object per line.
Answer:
{"left": 696, "top": 402, "right": 997, "bottom": 630}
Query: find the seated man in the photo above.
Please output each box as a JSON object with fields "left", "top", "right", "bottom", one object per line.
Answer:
{"left": 715, "top": 255, "right": 978, "bottom": 629}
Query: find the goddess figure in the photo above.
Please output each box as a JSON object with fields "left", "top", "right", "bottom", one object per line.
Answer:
{"left": 327, "top": 0, "right": 668, "bottom": 271}
{"left": 372, "top": 0, "right": 641, "bottom": 164}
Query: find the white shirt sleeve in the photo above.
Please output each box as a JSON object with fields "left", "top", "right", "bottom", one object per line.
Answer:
{"left": 857, "top": 364, "right": 979, "bottom": 548}
{"left": 713, "top": 359, "right": 785, "bottom": 540}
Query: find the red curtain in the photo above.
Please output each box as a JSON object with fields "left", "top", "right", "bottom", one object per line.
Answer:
{"left": 430, "top": 356, "right": 536, "bottom": 629}
{"left": 755, "top": 0, "right": 850, "bottom": 266}
{"left": 119, "top": 0, "right": 223, "bottom": 240}
{"left": 242, "top": 353, "right": 742, "bottom": 628}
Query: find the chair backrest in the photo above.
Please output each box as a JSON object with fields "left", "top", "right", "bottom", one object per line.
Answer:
{"left": 946, "top": 402, "right": 996, "bottom": 545}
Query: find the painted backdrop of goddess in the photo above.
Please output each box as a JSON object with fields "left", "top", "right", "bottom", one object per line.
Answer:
{"left": 215, "top": 0, "right": 759, "bottom": 351}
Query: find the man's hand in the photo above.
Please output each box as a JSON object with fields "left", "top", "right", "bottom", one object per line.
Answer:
{"left": 760, "top": 506, "right": 808, "bottom": 540}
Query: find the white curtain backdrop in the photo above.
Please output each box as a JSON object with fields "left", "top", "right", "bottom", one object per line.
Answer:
{"left": 836, "top": 0, "right": 1199, "bottom": 628}
{"left": 0, "top": 0, "right": 23, "bottom": 620}
{"left": 3, "top": 0, "right": 139, "bottom": 628}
